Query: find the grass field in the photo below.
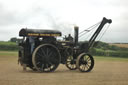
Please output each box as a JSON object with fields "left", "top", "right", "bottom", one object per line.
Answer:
{"left": 95, "top": 56, "right": 128, "bottom": 62}
{"left": 110, "top": 43, "right": 128, "bottom": 48}
{"left": 0, "top": 51, "right": 17, "bottom": 56}
{"left": 0, "top": 51, "right": 128, "bottom": 85}
{"left": 0, "top": 41, "right": 17, "bottom": 46}
{"left": 1, "top": 51, "right": 128, "bottom": 61}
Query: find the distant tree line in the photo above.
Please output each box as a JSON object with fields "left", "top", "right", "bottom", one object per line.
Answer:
{"left": 0, "top": 37, "right": 21, "bottom": 51}
{"left": 9, "top": 37, "right": 22, "bottom": 43}
{"left": 90, "top": 41, "right": 128, "bottom": 58}
{"left": 0, "top": 41, "right": 18, "bottom": 51}
{"left": 0, "top": 37, "right": 128, "bottom": 58}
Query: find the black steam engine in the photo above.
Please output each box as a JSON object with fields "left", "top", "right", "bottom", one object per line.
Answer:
{"left": 18, "top": 17, "right": 112, "bottom": 72}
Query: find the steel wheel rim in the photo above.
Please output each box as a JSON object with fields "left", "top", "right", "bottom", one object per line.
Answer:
{"left": 32, "top": 44, "right": 60, "bottom": 72}
{"left": 77, "top": 53, "right": 94, "bottom": 72}
{"left": 66, "top": 55, "right": 77, "bottom": 70}
{"left": 65, "top": 47, "right": 77, "bottom": 70}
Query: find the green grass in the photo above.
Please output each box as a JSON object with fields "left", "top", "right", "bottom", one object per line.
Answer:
{"left": 0, "top": 41, "right": 17, "bottom": 45}
{"left": 0, "top": 51, "right": 128, "bottom": 62}
{"left": 0, "top": 51, "right": 18, "bottom": 57}
{"left": 0, "top": 41, "right": 18, "bottom": 51}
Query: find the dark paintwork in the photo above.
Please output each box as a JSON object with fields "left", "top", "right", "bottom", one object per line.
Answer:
{"left": 19, "top": 28, "right": 62, "bottom": 37}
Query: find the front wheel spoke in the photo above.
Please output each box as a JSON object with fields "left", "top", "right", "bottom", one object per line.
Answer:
{"left": 71, "top": 65, "right": 73, "bottom": 69}
{"left": 82, "top": 65, "right": 84, "bottom": 70}
{"left": 87, "top": 62, "right": 91, "bottom": 65}
{"left": 67, "top": 59, "right": 72, "bottom": 62}
{"left": 71, "top": 64, "right": 74, "bottom": 68}
{"left": 72, "top": 64, "right": 76, "bottom": 68}
{"left": 67, "top": 62, "right": 71, "bottom": 65}
{"left": 87, "top": 59, "right": 91, "bottom": 62}
{"left": 85, "top": 64, "right": 90, "bottom": 69}
{"left": 86, "top": 57, "right": 90, "bottom": 61}
{"left": 83, "top": 65, "right": 86, "bottom": 70}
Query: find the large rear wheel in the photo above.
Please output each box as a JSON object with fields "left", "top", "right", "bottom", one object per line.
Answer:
{"left": 76, "top": 53, "right": 94, "bottom": 72}
{"left": 32, "top": 44, "right": 61, "bottom": 72}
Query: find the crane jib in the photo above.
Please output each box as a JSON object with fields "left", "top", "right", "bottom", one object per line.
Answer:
{"left": 88, "top": 17, "right": 112, "bottom": 50}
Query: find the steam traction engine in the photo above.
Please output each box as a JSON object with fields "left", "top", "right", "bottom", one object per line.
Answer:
{"left": 18, "top": 17, "right": 112, "bottom": 72}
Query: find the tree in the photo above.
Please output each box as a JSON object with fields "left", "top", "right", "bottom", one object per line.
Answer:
{"left": 10, "top": 37, "right": 17, "bottom": 42}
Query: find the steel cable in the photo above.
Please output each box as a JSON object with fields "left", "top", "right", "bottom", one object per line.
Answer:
{"left": 79, "top": 21, "right": 101, "bottom": 38}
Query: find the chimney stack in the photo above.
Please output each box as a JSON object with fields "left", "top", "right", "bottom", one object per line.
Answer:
{"left": 74, "top": 26, "right": 79, "bottom": 46}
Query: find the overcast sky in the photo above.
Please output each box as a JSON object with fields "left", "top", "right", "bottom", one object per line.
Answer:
{"left": 0, "top": 0, "right": 127, "bottom": 43}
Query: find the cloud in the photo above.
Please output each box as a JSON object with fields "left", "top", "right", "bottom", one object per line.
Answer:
{"left": 0, "top": 0, "right": 128, "bottom": 43}
{"left": 0, "top": 4, "right": 18, "bottom": 26}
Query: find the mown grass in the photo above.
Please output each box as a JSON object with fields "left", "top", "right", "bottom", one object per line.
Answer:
{"left": 0, "top": 51, "right": 18, "bottom": 57}
{"left": 110, "top": 43, "right": 128, "bottom": 48}
{"left": 0, "top": 51, "right": 18, "bottom": 62}
{"left": 0, "top": 51, "right": 128, "bottom": 62}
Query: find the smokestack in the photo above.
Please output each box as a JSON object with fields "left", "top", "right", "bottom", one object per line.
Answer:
{"left": 74, "top": 26, "right": 79, "bottom": 46}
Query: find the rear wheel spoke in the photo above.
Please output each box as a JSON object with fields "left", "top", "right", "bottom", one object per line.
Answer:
{"left": 32, "top": 44, "right": 60, "bottom": 72}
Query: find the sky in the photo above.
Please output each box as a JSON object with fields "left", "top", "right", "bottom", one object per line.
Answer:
{"left": 0, "top": 0, "right": 127, "bottom": 43}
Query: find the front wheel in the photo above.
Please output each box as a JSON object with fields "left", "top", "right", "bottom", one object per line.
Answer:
{"left": 66, "top": 55, "right": 77, "bottom": 70}
{"left": 76, "top": 53, "right": 94, "bottom": 72}
{"left": 65, "top": 47, "right": 77, "bottom": 70}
